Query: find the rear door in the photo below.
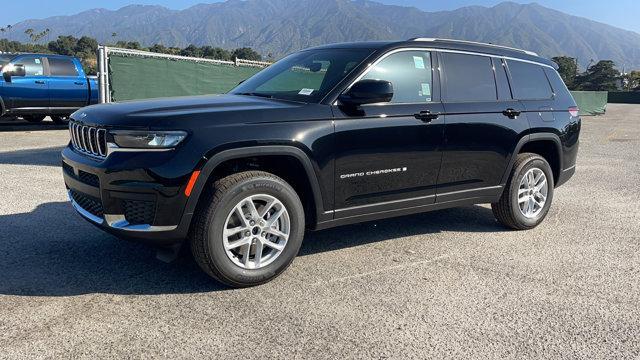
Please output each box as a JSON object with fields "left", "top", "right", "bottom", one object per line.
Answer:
{"left": 437, "top": 52, "right": 528, "bottom": 202}
{"left": 5, "top": 55, "right": 48, "bottom": 109}
{"left": 46, "top": 56, "right": 86, "bottom": 108}
{"left": 332, "top": 49, "right": 445, "bottom": 217}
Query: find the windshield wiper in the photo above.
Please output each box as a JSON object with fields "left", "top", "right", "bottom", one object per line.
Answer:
{"left": 236, "top": 92, "right": 273, "bottom": 99}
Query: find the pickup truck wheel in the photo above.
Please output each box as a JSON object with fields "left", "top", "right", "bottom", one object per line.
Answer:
{"left": 492, "top": 153, "right": 554, "bottom": 230}
{"left": 51, "top": 116, "right": 69, "bottom": 124}
{"left": 23, "top": 115, "right": 45, "bottom": 123}
{"left": 190, "top": 171, "right": 305, "bottom": 287}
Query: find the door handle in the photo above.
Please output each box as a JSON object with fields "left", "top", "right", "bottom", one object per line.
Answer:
{"left": 502, "top": 108, "right": 521, "bottom": 119}
{"left": 74, "top": 81, "right": 85, "bottom": 85}
{"left": 414, "top": 110, "right": 439, "bottom": 123}
{"left": 34, "top": 80, "right": 45, "bottom": 85}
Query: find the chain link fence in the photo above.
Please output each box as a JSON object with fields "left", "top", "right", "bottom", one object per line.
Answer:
{"left": 97, "top": 46, "right": 271, "bottom": 103}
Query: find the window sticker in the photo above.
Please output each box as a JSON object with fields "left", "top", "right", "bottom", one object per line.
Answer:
{"left": 421, "top": 83, "right": 431, "bottom": 96}
{"left": 34, "top": 59, "right": 41, "bottom": 64}
{"left": 413, "top": 56, "right": 425, "bottom": 69}
{"left": 298, "top": 88, "right": 314, "bottom": 95}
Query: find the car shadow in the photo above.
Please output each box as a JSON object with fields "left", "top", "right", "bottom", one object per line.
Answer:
{"left": 0, "top": 146, "right": 64, "bottom": 167}
{"left": 0, "top": 201, "right": 504, "bottom": 297}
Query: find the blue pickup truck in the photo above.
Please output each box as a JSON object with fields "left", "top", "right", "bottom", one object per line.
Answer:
{"left": 0, "top": 53, "right": 98, "bottom": 124}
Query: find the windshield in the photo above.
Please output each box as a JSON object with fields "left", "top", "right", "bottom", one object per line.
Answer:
{"left": 0, "top": 54, "right": 14, "bottom": 71}
{"left": 231, "top": 48, "right": 373, "bottom": 103}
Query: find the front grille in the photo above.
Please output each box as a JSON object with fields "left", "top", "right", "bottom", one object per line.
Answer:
{"left": 69, "top": 121, "right": 107, "bottom": 158}
{"left": 78, "top": 170, "right": 100, "bottom": 188}
{"left": 70, "top": 189, "right": 103, "bottom": 218}
{"left": 123, "top": 199, "right": 156, "bottom": 225}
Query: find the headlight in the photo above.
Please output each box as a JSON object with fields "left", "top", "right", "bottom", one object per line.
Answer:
{"left": 111, "top": 130, "right": 188, "bottom": 149}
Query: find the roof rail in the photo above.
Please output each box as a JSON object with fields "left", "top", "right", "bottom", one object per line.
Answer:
{"left": 409, "top": 38, "right": 539, "bottom": 57}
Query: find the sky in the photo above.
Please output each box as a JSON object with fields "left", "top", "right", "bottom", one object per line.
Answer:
{"left": 0, "top": 0, "right": 639, "bottom": 34}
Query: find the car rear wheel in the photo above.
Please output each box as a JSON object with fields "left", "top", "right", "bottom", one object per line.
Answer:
{"left": 190, "top": 171, "right": 305, "bottom": 287}
{"left": 23, "top": 115, "right": 45, "bottom": 123}
{"left": 492, "top": 153, "right": 554, "bottom": 230}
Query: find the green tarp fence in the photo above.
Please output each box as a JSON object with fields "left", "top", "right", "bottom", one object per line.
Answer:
{"left": 570, "top": 91, "right": 607, "bottom": 115}
{"left": 608, "top": 91, "right": 640, "bottom": 104}
{"left": 108, "top": 54, "right": 263, "bottom": 102}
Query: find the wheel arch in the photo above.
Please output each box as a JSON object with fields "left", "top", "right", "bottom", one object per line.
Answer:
{"left": 501, "top": 133, "right": 563, "bottom": 186}
{"left": 183, "top": 145, "right": 328, "bottom": 229}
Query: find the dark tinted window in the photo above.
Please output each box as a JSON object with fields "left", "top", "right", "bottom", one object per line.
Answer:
{"left": 441, "top": 53, "right": 496, "bottom": 102}
{"left": 507, "top": 60, "right": 553, "bottom": 100}
{"left": 362, "top": 50, "right": 433, "bottom": 103}
{"left": 49, "top": 57, "right": 78, "bottom": 76}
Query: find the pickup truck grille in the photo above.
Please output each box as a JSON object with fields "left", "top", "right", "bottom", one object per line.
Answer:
{"left": 69, "top": 121, "right": 107, "bottom": 158}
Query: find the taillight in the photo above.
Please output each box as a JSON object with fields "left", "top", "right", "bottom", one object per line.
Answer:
{"left": 568, "top": 106, "right": 579, "bottom": 117}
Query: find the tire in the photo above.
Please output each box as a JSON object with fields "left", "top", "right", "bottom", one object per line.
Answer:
{"left": 23, "top": 115, "right": 45, "bottom": 123}
{"left": 190, "top": 171, "right": 305, "bottom": 287}
{"left": 492, "top": 153, "right": 554, "bottom": 230}
{"left": 51, "top": 115, "right": 69, "bottom": 125}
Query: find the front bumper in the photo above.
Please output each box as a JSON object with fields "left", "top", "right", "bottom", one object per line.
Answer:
{"left": 62, "top": 145, "right": 195, "bottom": 245}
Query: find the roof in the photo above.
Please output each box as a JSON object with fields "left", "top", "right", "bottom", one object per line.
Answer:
{"left": 309, "top": 38, "right": 555, "bottom": 67}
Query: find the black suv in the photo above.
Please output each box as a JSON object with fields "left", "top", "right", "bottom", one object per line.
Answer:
{"left": 62, "top": 39, "right": 580, "bottom": 287}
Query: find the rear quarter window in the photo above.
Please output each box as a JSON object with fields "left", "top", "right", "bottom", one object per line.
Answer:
{"left": 507, "top": 60, "right": 553, "bottom": 100}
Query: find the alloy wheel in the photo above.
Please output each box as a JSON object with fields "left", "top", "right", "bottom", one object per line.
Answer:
{"left": 222, "top": 194, "right": 290, "bottom": 269}
{"left": 517, "top": 168, "right": 548, "bottom": 218}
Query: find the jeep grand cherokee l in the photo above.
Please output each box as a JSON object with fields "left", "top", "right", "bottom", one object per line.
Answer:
{"left": 62, "top": 38, "right": 580, "bottom": 287}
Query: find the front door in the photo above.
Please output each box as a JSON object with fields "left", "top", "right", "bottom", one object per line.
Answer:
{"left": 5, "top": 55, "right": 48, "bottom": 109}
{"left": 332, "top": 50, "right": 445, "bottom": 218}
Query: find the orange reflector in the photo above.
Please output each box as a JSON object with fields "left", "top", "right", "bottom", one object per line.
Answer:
{"left": 184, "top": 170, "right": 201, "bottom": 197}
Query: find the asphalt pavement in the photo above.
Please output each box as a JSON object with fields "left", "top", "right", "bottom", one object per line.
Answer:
{"left": 0, "top": 105, "right": 638, "bottom": 359}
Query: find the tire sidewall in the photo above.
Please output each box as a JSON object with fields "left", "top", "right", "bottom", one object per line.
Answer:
{"left": 206, "top": 176, "right": 305, "bottom": 285}
{"left": 509, "top": 157, "right": 554, "bottom": 228}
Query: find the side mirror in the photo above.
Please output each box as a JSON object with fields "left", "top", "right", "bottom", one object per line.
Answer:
{"left": 2, "top": 64, "right": 26, "bottom": 82}
{"left": 339, "top": 79, "right": 393, "bottom": 106}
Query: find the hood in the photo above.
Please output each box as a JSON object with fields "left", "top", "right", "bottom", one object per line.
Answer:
{"left": 72, "top": 94, "right": 319, "bottom": 128}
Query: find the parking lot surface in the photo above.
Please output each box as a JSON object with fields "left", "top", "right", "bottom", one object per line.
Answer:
{"left": 0, "top": 104, "right": 639, "bottom": 359}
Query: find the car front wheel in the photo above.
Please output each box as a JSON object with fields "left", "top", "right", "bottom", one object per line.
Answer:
{"left": 190, "top": 171, "right": 305, "bottom": 287}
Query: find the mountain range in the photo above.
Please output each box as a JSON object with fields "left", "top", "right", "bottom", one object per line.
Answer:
{"left": 4, "top": 0, "right": 640, "bottom": 69}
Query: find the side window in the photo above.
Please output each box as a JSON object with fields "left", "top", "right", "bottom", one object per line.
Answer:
{"left": 361, "top": 51, "right": 433, "bottom": 103}
{"left": 441, "top": 53, "right": 496, "bottom": 102}
{"left": 48, "top": 57, "right": 79, "bottom": 77}
{"left": 17, "top": 56, "right": 44, "bottom": 76}
{"left": 507, "top": 60, "right": 553, "bottom": 100}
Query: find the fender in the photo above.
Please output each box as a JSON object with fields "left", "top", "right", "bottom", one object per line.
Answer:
{"left": 181, "top": 145, "right": 330, "bottom": 228}
{"left": 499, "top": 132, "right": 563, "bottom": 186}
{"left": 0, "top": 95, "right": 6, "bottom": 116}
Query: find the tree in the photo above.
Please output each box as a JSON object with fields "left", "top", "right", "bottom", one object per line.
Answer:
{"left": 621, "top": 70, "right": 640, "bottom": 91}
{"left": 180, "top": 44, "right": 203, "bottom": 58}
{"left": 231, "top": 47, "right": 262, "bottom": 61}
{"left": 75, "top": 36, "right": 98, "bottom": 57}
{"left": 575, "top": 60, "right": 620, "bottom": 91}
{"left": 48, "top": 35, "right": 78, "bottom": 55}
{"left": 552, "top": 56, "right": 578, "bottom": 89}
